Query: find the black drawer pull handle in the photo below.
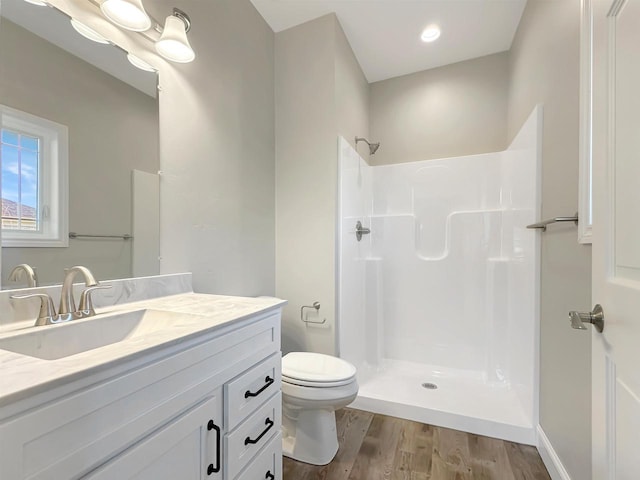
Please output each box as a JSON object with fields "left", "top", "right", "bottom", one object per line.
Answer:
{"left": 265, "top": 471, "right": 275, "bottom": 480}
{"left": 245, "top": 376, "right": 274, "bottom": 399}
{"left": 207, "top": 419, "right": 221, "bottom": 475}
{"left": 244, "top": 417, "right": 274, "bottom": 446}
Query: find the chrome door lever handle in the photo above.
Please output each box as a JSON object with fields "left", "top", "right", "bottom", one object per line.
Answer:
{"left": 569, "top": 304, "right": 604, "bottom": 333}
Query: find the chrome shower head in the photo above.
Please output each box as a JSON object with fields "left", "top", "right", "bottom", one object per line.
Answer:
{"left": 355, "top": 137, "right": 380, "bottom": 155}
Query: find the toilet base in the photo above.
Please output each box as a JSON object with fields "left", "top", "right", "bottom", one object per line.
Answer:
{"left": 282, "top": 408, "right": 338, "bottom": 465}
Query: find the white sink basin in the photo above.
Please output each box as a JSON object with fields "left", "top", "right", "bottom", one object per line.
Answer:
{"left": 0, "top": 309, "right": 204, "bottom": 360}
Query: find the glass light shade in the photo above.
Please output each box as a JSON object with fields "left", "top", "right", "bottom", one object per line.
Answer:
{"left": 70, "top": 19, "right": 110, "bottom": 45}
{"left": 100, "top": 0, "right": 151, "bottom": 32}
{"left": 155, "top": 15, "right": 195, "bottom": 63}
{"left": 24, "top": 0, "right": 48, "bottom": 6}
{"left": 421, "top": 26, "right": 441, "bottom": 43}
{"left": 127, "top": 53, "right": 156, "bottom": 72}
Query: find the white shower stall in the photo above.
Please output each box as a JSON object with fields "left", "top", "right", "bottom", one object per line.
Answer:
{"left": 337, "top": 107, "right": 541, "bottom": 444}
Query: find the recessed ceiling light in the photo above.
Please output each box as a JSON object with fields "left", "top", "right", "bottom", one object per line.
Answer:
{"left": 421, "top": 26, "right": 441, "bottom": 43}
{"left": 70, "top": 19, "right": 110, "bottom": 45}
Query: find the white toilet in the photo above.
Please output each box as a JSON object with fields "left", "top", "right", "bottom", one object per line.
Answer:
{"left": 281, "top": 352, "right": 359, "bottom": 465}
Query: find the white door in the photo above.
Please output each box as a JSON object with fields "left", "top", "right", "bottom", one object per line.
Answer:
{"left": 590, "top": 0, "right": 640, "bottom": 478}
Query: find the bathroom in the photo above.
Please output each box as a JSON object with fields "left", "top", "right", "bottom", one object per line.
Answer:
{"left": 0, "top": 0, "right": 638, "bottom": 479}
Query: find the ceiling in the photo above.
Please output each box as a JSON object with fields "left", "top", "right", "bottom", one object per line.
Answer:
{"left": 250, "top": 0, "right": 527, "bottom": 83}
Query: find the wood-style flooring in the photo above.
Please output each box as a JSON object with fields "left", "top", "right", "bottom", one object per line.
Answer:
{"left": 283, "top": 408, "right": 551, "bottom": 480}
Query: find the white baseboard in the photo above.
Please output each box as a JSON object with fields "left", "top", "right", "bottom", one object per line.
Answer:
{"left": 537, "top": 425, "right": 572, "bottom": 480}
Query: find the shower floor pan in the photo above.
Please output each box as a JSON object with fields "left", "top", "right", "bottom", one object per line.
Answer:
{"left": 350, "top": 359, "right": 535, "bottom": 445}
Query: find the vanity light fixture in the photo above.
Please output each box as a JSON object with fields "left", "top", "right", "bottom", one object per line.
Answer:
{"left": 70, "top": 19, "right": 110, "bottom": 45}
{"left": 96, "top": 1, "right": 195, "bottom": 65}
{"left": 421, "top": 25, "right": 441, "bottom": 43}
{"left": 100, "top": 0, "right": 151, "bottom": 32}
{"left": 155, "top": 8, "right": 195, "bottom": 63}
{"left": 127, "top": 53, "right": 156, "bottom": 72}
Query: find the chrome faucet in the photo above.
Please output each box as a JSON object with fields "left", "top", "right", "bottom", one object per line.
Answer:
{"left": 58, "top": 266, "right": 99, "bottom": 321}
{"left": 10, "top": 266, "right": 111, "bottom": 326}
{"left": 8, "top": 264, "right": 38, "bottom": 288}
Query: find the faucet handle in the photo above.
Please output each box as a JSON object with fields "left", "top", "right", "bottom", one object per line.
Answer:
{"left": 10, "top": 293, "right": 57, "bottom": 326}
{"left": 78, "top": 285, "right": 112, "bottom": 317}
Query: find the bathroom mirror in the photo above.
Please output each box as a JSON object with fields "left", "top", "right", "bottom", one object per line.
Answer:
{"left": 0, "top": 0, "right": 160, "bottom": 289}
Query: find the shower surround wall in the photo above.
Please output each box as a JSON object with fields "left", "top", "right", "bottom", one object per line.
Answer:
{"left": 338, "top": 107, "right": 541, "bottom": 444}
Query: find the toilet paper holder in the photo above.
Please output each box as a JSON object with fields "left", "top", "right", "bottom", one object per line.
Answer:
{"left": 300, "top": 302, "right": 326, "bottom": 325}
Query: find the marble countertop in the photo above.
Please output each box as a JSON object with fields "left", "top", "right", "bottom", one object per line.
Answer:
{"left": 0, "top": 292, "right": 286, "bottom": 408}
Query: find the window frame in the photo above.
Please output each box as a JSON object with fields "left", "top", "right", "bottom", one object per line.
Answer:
{"left": 1, "top": 105, "right": 68, "bottom": 248}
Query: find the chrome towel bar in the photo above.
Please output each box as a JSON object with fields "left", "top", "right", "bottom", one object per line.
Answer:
{"left": 526, "top": 212, "right": 578, "bottom": 232}
{"left": 69, "top": 232, "right": 133, "bottom": 240}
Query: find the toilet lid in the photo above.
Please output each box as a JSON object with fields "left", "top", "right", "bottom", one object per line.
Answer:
{"left": 282, "top": 352, "right": 356, "bottom": 386}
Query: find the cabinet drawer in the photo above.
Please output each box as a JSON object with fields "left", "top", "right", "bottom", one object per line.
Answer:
{"left": 224, "top": 393, "right": 281, "bottom": 480}
{"left": 235, "top": 433, "right": 282, "bottom": 480}
{"left": 225, "top": 353, "right": 281, "bottom": 430}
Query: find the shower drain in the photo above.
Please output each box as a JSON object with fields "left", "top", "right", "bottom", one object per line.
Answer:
{"left": 421, "top": 382, "right": 438, "bottom": 390}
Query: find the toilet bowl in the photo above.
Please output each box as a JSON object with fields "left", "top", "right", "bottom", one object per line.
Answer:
{"left": 281, "top": 352, "right": 358, "bottom": 465}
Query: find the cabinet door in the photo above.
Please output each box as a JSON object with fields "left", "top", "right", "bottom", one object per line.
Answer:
{"left": 84, "top": 392, "right": 223, "bottom": 480}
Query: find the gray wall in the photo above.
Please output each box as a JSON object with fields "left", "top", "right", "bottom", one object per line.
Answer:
{"left": 275, "top": 14, "right": 369, "bottom": 355}
{"left": 335, "top": 21, "right": 371, "bottom": 160}
{"left": 369, "top": 52, "right": 509, "bottom": 165}
{"left": 0, "top": 20, "right": 158, "bottom": 286}
{"left": 508, "top": 1, "right": 592, "bottom": 479}
{"left": 152, "top": 0, "right": 276, "bottom": 296}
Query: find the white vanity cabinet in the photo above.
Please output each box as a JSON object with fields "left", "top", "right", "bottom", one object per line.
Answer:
{"left": 0, "top": 308, "right": 283, "bottom": 480}
{"left": 85, "top": 393, "right": 224, "bottom": 480}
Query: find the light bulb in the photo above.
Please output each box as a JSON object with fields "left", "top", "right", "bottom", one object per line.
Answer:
{"left": 70, "top": 19, "right": 110, "bottom": 45}
{"left": 156, "top": 14, "right": 195, "bottom": 63}
{"left": 100, "top": 0, "right": 151, "bottom": 32}
{"left": 127, "top": 53, "right": 156, "bottom": 72}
